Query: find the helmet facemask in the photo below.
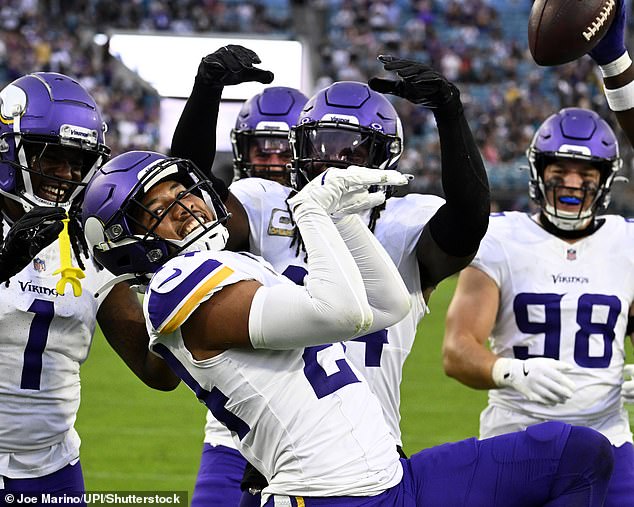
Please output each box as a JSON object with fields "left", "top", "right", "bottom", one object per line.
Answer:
{"left": 14, "top": 138, "right": 106, "bottom": 209}
{"left": 527, "top": 108, "right": 621, "bottom": 232}
{"left": 231, "top": 86, "right": 308, "bottom": 186}
{"left": 84, "top": 156, "right": 230, "bottom": 287}
{"left": 232, "top": 129, "right": 293, "bottom": 185}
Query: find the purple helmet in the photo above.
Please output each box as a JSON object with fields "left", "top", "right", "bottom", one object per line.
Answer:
{"left": 82, "top": 151, "right": 229, "bottom": 283}
{"left": 527, "top": 107, "right": 622, "bottom": 230}
{"left": 0, "top": 72, "right": 110, "bottom": 212}
{"left": 231, "top": 86, "right": 308, "bottom": 185}
{"left": 290, "top": 81, "right": 403, "bottom": 190}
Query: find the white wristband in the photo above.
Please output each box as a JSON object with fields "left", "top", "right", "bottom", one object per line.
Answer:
{"left": 604, "top": 80, "right": 634, "bottom": 111}
{"left": 599, "top": 51, "right": 632, "bottom": 78}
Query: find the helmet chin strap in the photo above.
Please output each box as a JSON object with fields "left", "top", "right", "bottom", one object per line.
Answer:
{"left": 542, "top": 201, "right": 593, "bottom": 231}
{"left": 172, "top": 222, "right": 229, "bottom": 254}
{"left": 538, "top": 179, "right": 602, "bottom": 234}
{"left": 538, "top": 212, "right": 603, "bottom": 239}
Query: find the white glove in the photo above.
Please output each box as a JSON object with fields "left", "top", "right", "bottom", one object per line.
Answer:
{"left": 622, "top": 364, "right": 634, "bottom": 403}
{"left": 331, "top": 187, "right": 386, "bottom": 218}
{"left": 287, "top": 166, "right": 410, "bottom": 216}
{"left": 492, "top": 357, "right": 575, "bottom": 406}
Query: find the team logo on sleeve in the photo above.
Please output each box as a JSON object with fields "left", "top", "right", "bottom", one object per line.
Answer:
{"left": 268, "top": 208, "right": 295, "bottom": 237}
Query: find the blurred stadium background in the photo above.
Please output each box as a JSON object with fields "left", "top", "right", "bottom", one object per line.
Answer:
{"left": 3, "top": 0, "right": 633, "bottom": 499}
{"left": 4, "top": 0, "right": 634, "bottom": 213}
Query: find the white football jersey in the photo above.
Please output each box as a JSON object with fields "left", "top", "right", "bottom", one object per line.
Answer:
{"left": 474, "top": 212, "right": 634, "bottom": 445}
{"left": 144, "top": 250, "right": 402, "bottom": 499}
{"left": 203, "top": 177, "right": 442, "bottom": 449}
{"left": 0, "top": 223, "right": 113, "bottom": 478}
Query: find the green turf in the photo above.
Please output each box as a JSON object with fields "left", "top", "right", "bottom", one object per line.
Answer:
{"left": 76, "top": 337, "right": 206, "bottom": 497}
{"left": 76, "top": 275, "right": 632, "bottom": 497}
{"left": 400, "top": 276, "right": 487, "bottom": 454}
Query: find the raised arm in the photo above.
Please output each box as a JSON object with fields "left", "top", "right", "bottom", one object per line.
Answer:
{"left": 369, "top": 58, "right": 490, "bottom": 298}
{"left": 331, "top": 174, "right": 412, "bottom": 331}
{"left": 170, "top": 45, "right": 274, "bottom": 251}
{"left": 181, "top": 168, "right": 411, "bottom": 354}
{"left": 589, "top": 0, "right": 634, "bottom": 146}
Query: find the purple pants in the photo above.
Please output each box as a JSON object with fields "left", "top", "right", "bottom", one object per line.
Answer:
{"left": 263, "top": 422, "right": 613, "bottom": 507}
{"left": 0, "top": 461, "right": 85, "bottom": 507}
{"left": 605, "top": 441, "right": 634, "bottom": 507}
{"left": 191, "top": 443, "right": 245, "bottom": 507}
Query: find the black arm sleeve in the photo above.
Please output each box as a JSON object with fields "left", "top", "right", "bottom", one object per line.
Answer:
{"left": 416, "top": 101, "right": 490, "bottom": 288}
{"left": 170, "top": 77, "right": 229, "bottom": 201}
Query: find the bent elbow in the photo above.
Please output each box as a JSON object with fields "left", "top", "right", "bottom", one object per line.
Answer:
{"left": 443, "top": 359, "right": 459, "bottom": 380}
{"left": 150, "top": 379, "right": 181, "bottom": 392}
{"left": 441, "top": 343, "right": 460, "bottom": 379}
{"left": 141, "top": 364, "right": 181, "bottom": 391}
{"left": 317, "top": 301, "right": 374, "bottom": 340}
{"left": 378, "top": 286, "right": 412, "bottom": 330}
{"left": 337, "top": 303, "right": 374, "bottom": 337}
{"left": 394, "top": 294, "right": 412, "bottom": 323}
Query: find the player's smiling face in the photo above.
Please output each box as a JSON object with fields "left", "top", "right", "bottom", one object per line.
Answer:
{"left": 136, "top": 180, "right": 214, "bottom": 240}
{"left": 542, "top": 159, "right": 601, "bottom": 213}
{"left": 28, "top": 145, "right": 84, "bottom": 204}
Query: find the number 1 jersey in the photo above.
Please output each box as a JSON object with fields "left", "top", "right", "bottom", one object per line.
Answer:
{"left": 0, "top": 227, "right": 113, "bottom": 477}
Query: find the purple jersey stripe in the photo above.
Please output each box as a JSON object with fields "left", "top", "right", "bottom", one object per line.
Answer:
{"left": 147, "top": 258, "right": 223, "bottom": 330}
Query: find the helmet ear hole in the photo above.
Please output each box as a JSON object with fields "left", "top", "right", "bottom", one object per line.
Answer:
{"left": 528, "top": 181, "right": 540, "bottom": 203}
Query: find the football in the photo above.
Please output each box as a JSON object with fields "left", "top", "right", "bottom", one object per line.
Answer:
{"left": 528, "top": 0, "right": 617, "bottom": 66}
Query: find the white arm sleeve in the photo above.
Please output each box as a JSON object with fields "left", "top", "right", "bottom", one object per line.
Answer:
{"left": 248, "top": 201, "right": 373, "bottom": 349}
{"left": 335, "top": 214, "right": 411, "bottom": 332}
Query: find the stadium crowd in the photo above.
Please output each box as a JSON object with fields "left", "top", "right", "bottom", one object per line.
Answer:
{"left": 1, "top": 0, "right": 632, "bottom": 208}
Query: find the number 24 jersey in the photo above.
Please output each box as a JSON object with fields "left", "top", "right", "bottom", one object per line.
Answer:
{"left": 144, "top": 250, "right": 402, "bottom": 499}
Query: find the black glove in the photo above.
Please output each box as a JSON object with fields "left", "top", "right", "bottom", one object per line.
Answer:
{"left": 0, "top": 206, "right": 66, "bottom": 282}
{"left": 240, "top": 462, "right": 268, "bottom": 493}
{"left": 196, "top": 45, "right": 274, "bottom": 88}
{"left": 368, "top": 55, "right": 461, "bottom": 115}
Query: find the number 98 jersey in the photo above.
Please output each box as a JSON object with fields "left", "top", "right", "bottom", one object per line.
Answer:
{"left": 474, "top": 212, "right": 634, "bottom": 444}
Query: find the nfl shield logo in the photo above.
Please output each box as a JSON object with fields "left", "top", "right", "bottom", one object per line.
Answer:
{"left": 566, "top": 248, "right": 576, "bottom": 261}
{"left": 33, "top": 257, "right": 46, "bottom": 272}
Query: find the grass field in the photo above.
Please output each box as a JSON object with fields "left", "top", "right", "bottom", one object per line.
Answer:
{"left": 76, "top": 275, "right": 630, "bottom": 499}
